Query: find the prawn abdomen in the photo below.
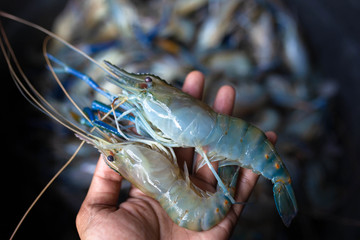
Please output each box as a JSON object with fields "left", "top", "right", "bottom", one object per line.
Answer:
{"left": 203, "top": 116, "right": 298, "bottom": 226}
{"left": 205, "top": 116, "right": 288, "bottom": 179}
{"left": 157, "top": 179, "right": 232, "bottom": 231}
{"left": 156, "top": 165, "right": 238, "bottom": 231}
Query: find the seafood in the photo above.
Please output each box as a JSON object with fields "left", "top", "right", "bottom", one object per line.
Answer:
{"left": 1, "top": 10, "right": 297, "bottom": 233}
{"left": 1, "top": 0, "right": 347, "bottom": 237}
{"left": 79, "top": 134, "right": 239, "bottom": 231}
{"left": 196, "top": 0, "right": 242, "bottom": 51}
{"left": 46, "top": 53, "right": 298, "bottom": 226}
{"left": 0, "top": 12, "right": 237, "bottom": 233}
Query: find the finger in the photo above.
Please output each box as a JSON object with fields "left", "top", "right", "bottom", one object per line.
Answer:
{"left": 232, "top": 168, "right": 259, "bottom": 216}
{"left": 265, "top": 131, "right": 277, "bottom": 145}
{"left": 195, "top": 85, "right": 235, "bottom": 186}
{"left": 76, "top": 157, "right": 122, "bottom": 237}
{"left": 83, "top": 156, "right": 123, "bottom": 207}
{"left": 175, "top": 71, "right": 205, "bottom": 171}
{"left": 181, "top": 70, "right": 205, "bottom": 99}
{"left": 213, "top": 85, "right": 235, "bottom": 115}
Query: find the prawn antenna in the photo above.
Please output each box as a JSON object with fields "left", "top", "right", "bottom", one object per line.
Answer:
{"left": 0, "top": 11, "right": 115, "bottom": 77}
{"left": 8, "top": 142, "right": 85, "bottom": 240}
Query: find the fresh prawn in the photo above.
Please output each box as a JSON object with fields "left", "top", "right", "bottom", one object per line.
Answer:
{"left": 114, "top": 67, "right": 297, "bottom": 226}
{"left": 44, "top": 41, "right": 298, "bottom": 226}
{"left": 78, "top": 133, "right": 239, "bottom": 231}
{"left": 0, "top": 11, "right": 240, "bottom": 236}
{"left": 0, "top": 10, "right": 297, "bottom": 238}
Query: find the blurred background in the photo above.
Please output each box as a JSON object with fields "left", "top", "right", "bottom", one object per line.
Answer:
{"left": 1, "top": 0, "right": 360, "bottom": 239}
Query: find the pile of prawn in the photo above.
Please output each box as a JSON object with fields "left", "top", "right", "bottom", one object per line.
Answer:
{"left": 0, "top": 10, "right": 297, "bottom": 237}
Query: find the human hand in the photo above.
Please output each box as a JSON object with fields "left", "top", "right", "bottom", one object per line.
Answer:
{"left": 76, "top": 71, "right": 277, "bottom": 239}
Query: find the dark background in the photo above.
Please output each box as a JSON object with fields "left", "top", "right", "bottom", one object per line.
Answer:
{"left": 1, "top": 1, "right": 78, "bottom": 239}
{"left": 282, "top": 1, "right": 360, "bottom": 238}
{"left": 1, "top": 0, "right": 360, "bottom": 239}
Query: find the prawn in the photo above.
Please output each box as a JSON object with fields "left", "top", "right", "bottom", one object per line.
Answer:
{"left": 78, "top": 133, "right": 239, "bottom": 231}
{"left": 0, "top": 11, "right": 240, "bottom": 235}
{"left": 0, "top": 10, "right": 297, "bottom": 237}
{"left": 48, "top": 53, "right": 298, "bottom": 227}
{"left": 44, "top": 45, "right": 298, "bottom": 226}
{"left": 47, "top": 53, "right": 298, "bottom": 226}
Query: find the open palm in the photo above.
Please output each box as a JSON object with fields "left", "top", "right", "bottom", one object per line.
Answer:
{"left": 76, "top": 71, "right": 277, "bottom": 239}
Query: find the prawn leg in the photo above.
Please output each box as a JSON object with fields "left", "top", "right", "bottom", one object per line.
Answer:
{"left": 91, "top": 100, "right": 135, "bottom": 122}
{"left": 47, "top": 54, "right": 139, "bottom": 121}
{"left": 91, "top": 100, "right": 152, "bottom": 137}
{"left": 196, "top": 148, "right": 240, "bottom": 204}
{"left": 47, "top": 54, "right": 148, "bottom": 137}
{"left": 82, "top": 107, "right": 125, "bottom": 138}
{"left": 47, "top": 53, "right": 117, "bottom": 101}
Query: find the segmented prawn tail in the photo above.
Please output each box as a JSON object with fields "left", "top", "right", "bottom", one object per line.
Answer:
{"left": 273, "top": 181, "right": 298, "bottom": 227}
{"left": 158, "top": 165, "right": 239, "bottom": 231}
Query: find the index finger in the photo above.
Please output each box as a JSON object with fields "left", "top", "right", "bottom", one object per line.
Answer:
{"left": 182, "top": 70, "right": 204, "bottom": 98}
{"left": 83, "top": 156, "right": 123, "bottom": 207}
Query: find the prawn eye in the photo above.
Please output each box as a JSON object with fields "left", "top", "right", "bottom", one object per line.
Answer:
{"left": 145, "top": 76, "right": 152, "bottom": 83}
{"left": 107, "top": 155, "right": 114, "bottom": 162}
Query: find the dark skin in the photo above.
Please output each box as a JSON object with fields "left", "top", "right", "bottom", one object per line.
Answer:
{"left": 76, "top": 71, "right": 278, "bottom": 239}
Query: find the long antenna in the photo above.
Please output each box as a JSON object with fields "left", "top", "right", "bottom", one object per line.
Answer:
{"left": 0, "top": 12, "right": 94, "bottom": 240}
{"left": 0, "top": 11, "right": 110, "bottom": 73}
{"left": 9, "top": 141, "right": 85, "bottom": 240}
